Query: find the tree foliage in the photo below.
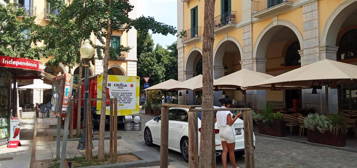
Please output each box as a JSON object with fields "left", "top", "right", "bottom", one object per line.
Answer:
{"left": 40, "top": 0, "right": 176, "bottom": 67}
{"left": 0, "top": 4, "right": 44, "bottom": 59}
{"left": 137, "top": 32, "right": 178, "bottom": 86}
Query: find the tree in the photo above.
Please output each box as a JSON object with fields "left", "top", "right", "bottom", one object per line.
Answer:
{"left": 137, "top": 31, "right": 154, "bottom": 58}
{"left": 45, "top": 0, "right": 176, "bottom": 160}
{"left": 200, "top": 0, "right": 215, "bottom": 167}
{"left": 0, "top": 4, "right": 43, "bottom": 59}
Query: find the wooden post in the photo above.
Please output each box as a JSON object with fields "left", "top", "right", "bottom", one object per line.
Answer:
{"left": 188, "top": 110, "right": 198, "bottom": 168}
{"left": 76, "top": 64, "right": 83, "bottom": 136}
{"left": 69, "top": 100, "right": 74, "bottom": 138}
{"left": 113, "top": 98, "right": 118, "bottom": 162}
{"left": 86, "top": 93, "right": 93, "bottom": 160}
{"left": 56, "top": 76, "right": 65, "bottom": 160}
{"left": 110, "top": 99, "right": 114, "bottom": 162}
{"left": 243, "top": 110, "right": 255, "bottom": 168}
{"left": 60, "top": 99, "right": 72, "bottom": 168}
{"left": 160, "top": 106, "right": 169, "bottom": 168}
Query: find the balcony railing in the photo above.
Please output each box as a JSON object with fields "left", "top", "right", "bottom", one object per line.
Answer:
{"left": 253, "top": 0, "right": 296, "bottom": 18}
{"left": 214, "top": 11, "right": 238, "bottom": 30}
{"left": 182, "top": 27, "right": 202, "bottom": 43}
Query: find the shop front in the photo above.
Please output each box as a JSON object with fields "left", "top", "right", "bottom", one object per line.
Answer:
{"left": 0, "top": 56, "right": 43, "bottom": 143}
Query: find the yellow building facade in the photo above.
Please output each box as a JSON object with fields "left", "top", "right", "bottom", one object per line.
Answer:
{"left": 177, "top": 0, "right": 357, "bottom": 112}
{"left": 8, "top": 0, "right": 139, "bottom": 77}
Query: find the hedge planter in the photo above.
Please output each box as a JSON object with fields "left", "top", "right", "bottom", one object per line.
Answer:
{"left": 257, "top": 120, "right": 286, "bottom": 137}
{"left": 307, "top": 130, "right": 346, "bottom": 147}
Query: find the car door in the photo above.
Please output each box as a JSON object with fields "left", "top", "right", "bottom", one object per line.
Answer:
{"left": 168, "top": 109, "right": 188, "bottom": 152}
{"left": 150, "top": 116, "right": 161, "bottom": 144}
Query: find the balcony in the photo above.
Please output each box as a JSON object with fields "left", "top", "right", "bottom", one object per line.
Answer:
{"left": 214, "top": 11, "right": 238, "bottom": 32}
{"left": 181, "top": 27, "right": 202, "bottom": 44}
{"left": 253, "top": 0, "right": 296, "bottom": 18}
{"left": 44, "top": 7, "right": 59, "bottom": 20}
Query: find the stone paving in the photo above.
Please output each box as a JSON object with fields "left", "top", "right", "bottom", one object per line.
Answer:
{"left": 2, "top": 112, "right": 357, "bottom": 168}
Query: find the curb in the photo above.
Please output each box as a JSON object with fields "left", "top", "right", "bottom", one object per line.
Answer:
{"left": 79, "top": 151, "right": 161, "bottom": 168}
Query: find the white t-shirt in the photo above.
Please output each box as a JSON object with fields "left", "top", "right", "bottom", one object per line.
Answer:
{"left": 216, "top": 108, "right": 232, "bottom": 128}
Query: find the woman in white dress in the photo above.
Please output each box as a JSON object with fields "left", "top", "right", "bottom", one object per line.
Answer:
{"left": 216, "top": 99, "right": 241, "bottom": 168}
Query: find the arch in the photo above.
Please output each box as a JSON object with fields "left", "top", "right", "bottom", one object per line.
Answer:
{"left": 322, "top": 1, "right": 357, "bottom": 47}
{"left": 254, "top": 20, "right": 303, "bottom": 61}
{"left": 213, "top": 38, "right": 242, "bottom": 79}
{"left": 213, "top": 37, "right": 243, "bottom": 64}
{"left": 108, "top": 66, "right": 126, "bottom": 75}
{"left": 185, "top": 49, "right": 202, "bottom": 79}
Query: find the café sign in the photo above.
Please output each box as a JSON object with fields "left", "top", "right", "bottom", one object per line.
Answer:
{"left": 0, "top": 56, "right": 41, "bottom": 71}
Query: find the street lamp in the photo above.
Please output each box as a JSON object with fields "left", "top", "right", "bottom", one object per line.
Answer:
{"left": 78, "top": 40, "right": 95, "bottom": 152}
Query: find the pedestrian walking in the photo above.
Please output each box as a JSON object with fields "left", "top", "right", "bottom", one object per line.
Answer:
{"left": 216, "top": 98, "right": 241, "bottom": 168}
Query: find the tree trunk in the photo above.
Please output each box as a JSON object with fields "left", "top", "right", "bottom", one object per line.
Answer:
{"left": 199, "top": 0, "right": 215, "bottom": 168}
{"left": 98, "top": 3, "right": 113, "bottom": 160}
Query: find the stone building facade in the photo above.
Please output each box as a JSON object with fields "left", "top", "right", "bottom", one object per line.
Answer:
{"left": 177, "top": 0, "right": 357, "bottom": 112}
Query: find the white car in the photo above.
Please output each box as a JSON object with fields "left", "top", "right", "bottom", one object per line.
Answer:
{"left": 144, "top": 107, "right": 255, "bottom": 161}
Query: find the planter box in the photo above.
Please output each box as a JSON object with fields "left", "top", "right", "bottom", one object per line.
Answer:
{"left": 307, "top": 130, "right": 346, "bottom": 147}
{"left": 257, "top": 120, "right": 286, "bottom": 137}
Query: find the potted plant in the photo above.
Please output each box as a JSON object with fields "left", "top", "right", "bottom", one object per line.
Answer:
{"left": 253, "top": 104, "right": 285, "bottom": 137}
{"left": 304, "top": 113, "right": 346, "bottom": 147}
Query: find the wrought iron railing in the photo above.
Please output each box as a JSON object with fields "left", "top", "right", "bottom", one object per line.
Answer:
{"left": 182, "top": 27, "right": 202, "bottom": 42}
{"left": 253, "top": 0, "right": 296, "bottom": 13}
{"left": 214, "top": 11, "right": 238, "bottom": 28}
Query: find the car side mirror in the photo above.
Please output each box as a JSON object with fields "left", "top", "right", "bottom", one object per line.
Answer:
{"left": 154, "top": 116, "right": 161, "bottom": 122}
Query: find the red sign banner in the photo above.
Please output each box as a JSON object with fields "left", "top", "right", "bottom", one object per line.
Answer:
{"left": 0, "top": 56, "right": 41, "bottom": 71}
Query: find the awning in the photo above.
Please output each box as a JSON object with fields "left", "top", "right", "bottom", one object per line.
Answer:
{"left": 0, "top": 56, "right": 44, "bottom": 79}
{"left": 145, "top": 79, "right": 181, "bottom": 91}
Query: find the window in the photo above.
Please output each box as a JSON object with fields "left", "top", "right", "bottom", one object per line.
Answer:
{"left": 268, "top": 0, "right": 283, "bottom": 8}
{"left": 111, "top": 36, "right": 121, "bottom": 57}
{"left": 168, "top": 109, "right": 188, "bottom": 122}
{"left": 337, "top": 29, "right": 357, "bottom": 60}
{"left": 221, "top": 0, "right": 231, "bottom": 24}
{"left": 46, "top": 0, "right": 59, "bottom": 16}
{"left": 190, "top": 6, "right": 198, "bottom": 38}
{"left": 285, "top": 41, "right": 301, "bottom": 66}
{"left": 17, "top": 0, "right": 33, "bottom": 15}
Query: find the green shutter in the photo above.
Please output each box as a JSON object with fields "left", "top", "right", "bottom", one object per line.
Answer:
{"left": 111, "top": 36, "right": 121, "bottom": 57}
{"left": 195, "top": 7, "right": 198, "bottom": 36}
{"left": 190, "top": 7, "right": 198, "bottom": 38}
{"left": 228, "top": 0, "right": 231, "bottom": 14}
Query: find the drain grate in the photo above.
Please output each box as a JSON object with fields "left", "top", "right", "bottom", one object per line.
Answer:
{"left": 0, "top": 157, "right": 13, "bottom": 161}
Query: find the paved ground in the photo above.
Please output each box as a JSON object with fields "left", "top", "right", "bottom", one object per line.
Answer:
{"left": 0, "top": 112, "right": 35, "bottom": 168}
{"left": 2, "top": 112, "right": 357, "bottom": 168}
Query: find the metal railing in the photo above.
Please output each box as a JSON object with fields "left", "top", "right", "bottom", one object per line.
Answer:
{"left": 44, "top": 7, "right": 59, "bottom": 19}
{"left": 214, "top": 11, "right": 238, "bottom": 28}
{"left": 253, "top": 0, "right": 296, "bottom": 13}
{"left": 18, "top": 6, "right": 36, "bottom": 16}
{"left": 182, "top": 26, "right": 202, "bottom": 42}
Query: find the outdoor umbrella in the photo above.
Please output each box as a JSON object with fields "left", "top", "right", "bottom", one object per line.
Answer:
{"left": 168, "top": 74, "right": 203, "bottom": 91}
{"left": 145, "top": 79, "right": 181, "bottom": 91}
{"left": 254, "top": 59, "right": 357, "bottom": 113}
{"left": 145, "top": 79, "right": 181, "bottom": 103}
{"left": 214, "top": 69, "right": 273, "bottom": 106}
{"left": 19, "top": 79, "right": 52, "bottom": 90}
{"left": 214, "top": 69, "right": 274, "bottom": 89}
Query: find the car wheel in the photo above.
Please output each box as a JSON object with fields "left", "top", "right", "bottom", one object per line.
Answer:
{"left": 180, "top": 137, "right": 189, "bottom": 162}
{"left": 144, "top": 127, "right": 153, "bottom": 146}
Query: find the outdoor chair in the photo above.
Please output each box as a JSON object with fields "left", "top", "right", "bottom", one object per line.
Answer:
{"left": 283, "top": 113, "right": 299, "bottom": 136}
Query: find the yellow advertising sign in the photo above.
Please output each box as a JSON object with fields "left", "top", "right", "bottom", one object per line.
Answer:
{"left": 96, "top": 75, "right": 140, "bottom": 116}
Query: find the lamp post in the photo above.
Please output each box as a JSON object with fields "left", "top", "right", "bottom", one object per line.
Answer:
{"left": 77, "top": 40, "right": 95, "bottom": 160}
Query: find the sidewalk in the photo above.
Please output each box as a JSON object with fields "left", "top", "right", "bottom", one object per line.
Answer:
{"left": 0, "top": 112, "right": 35, "bottom": 168}
{"left": 31, "top": 112, "right": 162, "bottom": 168}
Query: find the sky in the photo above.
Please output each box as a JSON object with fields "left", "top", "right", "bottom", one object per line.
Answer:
{"left": 139, "top": 0, "right": 177, "bottom": 48}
